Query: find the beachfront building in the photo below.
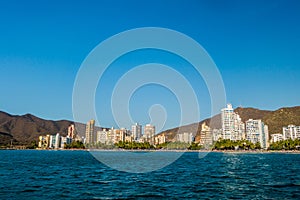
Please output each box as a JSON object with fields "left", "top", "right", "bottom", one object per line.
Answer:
{"left": 144, "top": 124, "right": 155, "bottom": 144}
{"left": 49, "top": 133, "right": 61, "bottom": 149}
{"left": 39, "top": 133, "right": 72, "bottom": 149}
{"left": 212, "top": 129, "right": 222, "bottom": 141}
{"left": 125, "top": 135, "right": 133, "bottom": 143}
{"left": 96, "top": 128, "right": 115, "bottom": 144}
{"left": 283, "top": 125, "right": 300, "bottom": 140}
{"left": 199, "top": 122, "right": 213, "bottom": 146}
{"left": 221, "top": 104, "right": 245, "bottom": 141}
{"left": 246, "top": 119, "right": 269, "bottom": 149}
{"left": 60, "top": 136, "right": 72, "bottom": 148}
{"left": 114, "top": 128, "right": 127, "bottom": 143}
{"left": 68, "top": 124, "right": 76, "bottom": 139}
{"left": 38, "top": 135, "right": 50, "bottom": 149}
{"left": 107, "top": 127, "right": 115, "bottom": 144}
{"left": 131, "top": 123, "right": 142, "bottom": 141}
{"left": 85, "top": 119, "right": 95, "bottom": 144}
{"left": 177, "top": 132, "right": 194, "bottom": 144}
{"left": 95, "top": 127, "right": 133, "bottom": 144}
{"left": 271, "top": 133, "right": 283, "bottom": 143}
{"left": 154, "top": 134, "right": 166, "bottom": 145}
{"left": 96, "top": 129, "right": 108, "bottom": 144}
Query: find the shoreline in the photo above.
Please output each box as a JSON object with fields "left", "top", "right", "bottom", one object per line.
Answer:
{"left": 2, "top": 148, "right": 300, "bottom": 154}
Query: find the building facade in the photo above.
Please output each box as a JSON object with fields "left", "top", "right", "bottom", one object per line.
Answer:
{"left": 96, "top": 129, "right": 108, "bottom": 144}
{"left": 131, "top": 123, "right": 142, "bottom": 141}
{"left": 176, "top": 132, "right": 194, "bottom": 144}
{"left": 271, "top": 133, "right": 283, "bottom": 143}
{"left": 283, "top": 125, "right": 300, "bottom": 140}
{"left": 155, "top": 134, "right": 166, "bottom": 145}
{"left": 246, "top": 119, "right": 269, "bottom": 149}
{"left": 212, "top": 129, "right": 222, "bottom": 141}
{"left": 49, "top": 133, "right": 61, "bottom": 149}
{"left": 61, "top": 136, "right": 72, "bottom": 148}
{"left": 68, "top": 124, "right": 76, "bottom": 139}
{"left": 199, "top": 122, "right": 213, "bottom": 146}
{"left": 38, "top": 135, "right": 50, "bottom": 149}
{"left": 85, "top": 119, "right": 95, "bottom": 144}
{"left": 144, "top": 124, "right": 155, "bottom": 144}
{"left": 221, "top": 104, "right": 245, "bottom": 141}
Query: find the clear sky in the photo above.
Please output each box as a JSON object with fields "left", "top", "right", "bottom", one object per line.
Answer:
{"left": 0, "top": 0, "right": 299, "bottom": 131}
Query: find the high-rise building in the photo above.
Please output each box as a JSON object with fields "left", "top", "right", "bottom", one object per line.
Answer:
{"left": 121, "top": 128, "right": 128, "bottom": 142}
{"left": 144, "top": 124, "right": 155, "bottom": 144}
{"left": 55, "top": 133, "right": 61, "bottom": 149}
{"left": 49, "top": 133, "right": 61, "bottom": 149}
{"left": 107, "top": 127, "right": 115, "bottom": 144}
{"left": 68, "top": 124, "right": 76, "bottom": 139}
{"left": 85, "top": 119, "right": 95, "bottom": 144}
{"left": 131, "top": 123, "right": 142, "bottom": 140}
{"left": 199, "top": 122, "right": 213, "bottom": 146}
{"left": 221, "top": 104, "right": 245, "bottom": 141}
{"left": 283, "top": 125, "right": 300, "bottom": 140}
{"left": 49, "top": 135, "right": 55, "bottom": 148}
{"left": 246, "top": 119, "right": 269, "bottom": 149}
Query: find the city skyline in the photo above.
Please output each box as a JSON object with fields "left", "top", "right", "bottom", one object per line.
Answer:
{"left": 36, "top": 103, "right": 299, "bottom": 150}
{"left": 0, "top": 0, "right": 300, "bottom": 130}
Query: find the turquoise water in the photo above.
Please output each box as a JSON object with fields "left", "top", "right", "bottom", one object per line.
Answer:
{"left": 1, "top": 150, "right": 300, "bottom": 199}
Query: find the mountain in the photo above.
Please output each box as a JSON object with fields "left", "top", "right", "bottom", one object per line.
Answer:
{"left": 262, "top": 106, "right": 300, "bottom": 134}
{"left": 235, "top": 106, "right": 300, "bottom": 134}
{"left": 158, "top": 106, "right": 300, "bottom": 142}
{"left": 0, "top": 111, "right": 108, "bottom": 146}
{"left": 0, "top": 111, "right": 73, "bottom": 145}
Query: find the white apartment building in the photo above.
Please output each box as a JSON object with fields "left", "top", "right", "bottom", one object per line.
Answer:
{"left": 271, "top": 133, "right": 283, "bottom": 143}
{"left": 283, "top": 125, "right": 300, "bottom": 140}
{"left": 246, "top": 119, "right": 269, "bottom": 149}
{"left": 97, "top": 129, "right": 108, "bottom": 144}
{"left": 177, "top": 132, "right": 194, "bottom": 144}
{"left": 221, "top": 104, "right": 245, "bottom": 141}
{"left": 144, "top": 124, "right": 155, "bottom": 144}
{"left": 49, "top": 133, "right": 61, "bottom": 149}
{"left": 131, "top": 123, "right": 142, "bottom": 141}
{"left": 212, "top": 129, "right": 222, "bottom": 141}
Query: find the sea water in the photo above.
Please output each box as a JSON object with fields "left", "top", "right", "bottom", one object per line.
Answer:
{"left": 0, "top": 150, "right": 300, "bottom": 199}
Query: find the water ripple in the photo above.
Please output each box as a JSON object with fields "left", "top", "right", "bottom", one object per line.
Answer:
{"left": 0, "top": 151, "right": 300, "bottom": 199}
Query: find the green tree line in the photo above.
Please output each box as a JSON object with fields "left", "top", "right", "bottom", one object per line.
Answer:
{"left": 65, "top": 141, "right": 85, "bottom": 149}
{"left": 115, "top": 141, "right": 155, "bottom": 149}
{"left": 269, "top": 139, "right": 300, "bottom": 150}
{"left": 213, "top": 139, "right": 261, "bottom": 150}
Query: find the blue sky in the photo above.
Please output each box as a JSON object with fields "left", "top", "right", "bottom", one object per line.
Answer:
{"left": 0, "top": 0, "right": 299, "bottom": 130}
